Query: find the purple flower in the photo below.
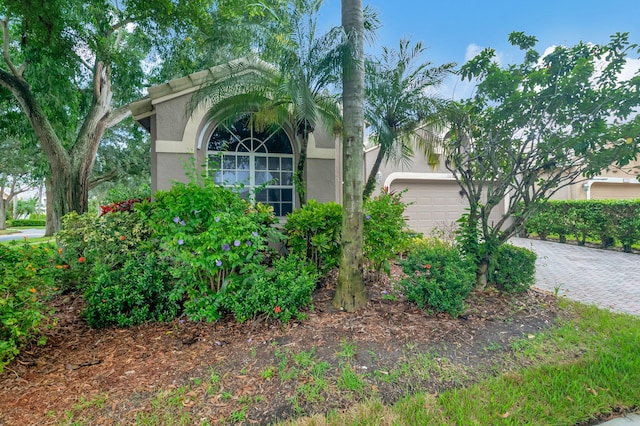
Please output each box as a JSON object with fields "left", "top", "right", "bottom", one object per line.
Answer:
{"left": 252, "top": 231, "right": 258, "bottom": 237}
{"left": 214, "top": 216, "right": 220, "bottom": 223}
{"left": 246, "top": 241, "right": 252, "bottom": 246}
{"left": 179, "top": 319, "right": 185, "bottom": 324}
{"left": 215, "top": 259, "right": 222, "bottom": 267}
{"left": 233, "top": 240, "right": 241, "bottom": 247}
{"left": 215, "top": 341, "right": 222, "bottom": 346}
{"left": 173, "top": 216, "right": 180, "bottom": 223}
{"left": 247, "top": 338, "right": 253, "bottom": 343}
{"left": 222, "top": 243, "right": 230, "bottom": 251}
{"left": 180, "top": 220, "right": 186, "bottom": 226}
{"left": 178, "top": 239, "right": 184, "bottom": 245}
{"left": 365, "top": 214, "right": 371, "bottom": 221}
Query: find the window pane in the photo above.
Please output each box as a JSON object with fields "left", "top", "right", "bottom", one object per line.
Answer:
{"left": 254, "top": 139, "right": 267, "bottom": 153}
{"left": 282, "top": 172, "right": 293, "bottom": 185}
{"left": 281, "top": 157, "right": 293, "bottom": 170}
{"left": 255, "top": 171, "right": 271, "bottom": 185}
{"left": 237, "top": 155, "right": 250, "bottom": 170}
{"left": 268, "top": 157, "right": 279, "bottom": 171}
{"left": 255, "top": 189, "right": 267, "bottom": 202}
{"left": 270, "top": 172, "right": 280, "bottom": 185}
{"left": 268, "top": 188, "right": 280, "bottom": 202}
{"left": 282, "top": 203, "right": 293, "bottom": 215}
{"left": 223, "top": 155, "right": 235, "bottom": 169}
{"left": 282, "top": 189, "right": 293, "bottom": 202}
{"left": 222, "top": 171, "right": 236, "bottom": 184}
{"left": 255, "top": 156, "right": 267, "bottom": 170}
{"left": 272, "top": 203, "right": 281, "bottom": 216}
{"left": 237, "top": 170, "right": 250, "bottom": 185}
{"left": 213, "top": 171, "right": 224, "bottom": 184}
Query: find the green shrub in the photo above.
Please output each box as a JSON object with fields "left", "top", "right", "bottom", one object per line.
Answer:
{"left": 57, "top": 209, "right": 152, "bottom": 292}
{"left": 83, "top": 253, "right": 178, "bottom": 328}
{"left": 363, "top": 188, "right": 411, "bottom": 276}
{"left": 489, "top": 244, "right": 536, "bottom": 293}
{"left": 609, "top": 201, "right": 640, "bottom": 253}
{"left": 284, "top": 200, "right": 342, "bottom": 273}
{"left": 8, "top": 219, "right": 46, "bottom": 227}
{"left": 399, "top": 240, "right": 475, "bottom": 317}
{"left": 145, "top": 180, "right": 279, "bottom": 321}
{"left": 0, "top": 242, "right": 59, "bottom": 372}
{"left": 223, "top": 255, "right": 319, "bottom": 323}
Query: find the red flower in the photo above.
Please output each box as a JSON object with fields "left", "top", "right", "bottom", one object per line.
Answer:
{"left": 63, "top": 264, "right": 69, "bottom": 269}
{"left": 119, "top": 235, "right": 126, "bottom": 241}
{"left": 78, "top": 257, "right": 86, "bottom": 263}
{"left": 425, "top": 264, "right": 432, "bottom": 269}
{"left": 274, "top": 306, "right": 281, "bottom": 314}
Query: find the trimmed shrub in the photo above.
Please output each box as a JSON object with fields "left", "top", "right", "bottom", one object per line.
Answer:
{"left": 284, "top": 200, "right": 342, "bottom": 273}
{"left": 399, "top": 240, "right": 475, "bottom": 317}
{"left": 223, "top": 255, "right": 319, "bottom": 323}
{"left": 489, "top": 244, "right": 537, "bottom": 293}
{"left": 8, "top": 219, "right": 46, "bottom": 227}
{"left": 83, "top": 253, "right": 178, "bottom": 328}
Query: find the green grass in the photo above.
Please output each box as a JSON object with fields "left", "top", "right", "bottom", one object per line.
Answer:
{"left": 283, "top": 302, "right": 640, "bottom": 425}
{"left": 0, "top": 236, "right": 55, "bottom": 245}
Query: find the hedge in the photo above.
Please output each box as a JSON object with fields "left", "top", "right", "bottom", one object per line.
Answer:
{"left": 524, "top": 199, "right": 640, "bottom": 252}
{"left": 9, "top": 219, "right": 46, "bottom": 227}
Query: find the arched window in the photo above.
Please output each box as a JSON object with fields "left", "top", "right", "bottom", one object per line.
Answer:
{"left": 207, "top": 117, "right": 295, "bottom": 216}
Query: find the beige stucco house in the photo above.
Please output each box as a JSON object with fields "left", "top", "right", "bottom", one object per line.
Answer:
{"left": 130, "top": 63, "right": 640, "bottom": 236}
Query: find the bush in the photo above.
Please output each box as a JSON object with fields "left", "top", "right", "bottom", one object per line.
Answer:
{"left": 8, "top": 219, "right": 46, "bottom": 227}
{"left": 145, "top": 180, "right": 279, "bottom": 321}
{"left": 223, "top": 255, "right": 319, "bottom": 323}
{"left": 489, "top": 244, "right": 536, "bottom": 293}
{"left": 284, "top": 200, "right": 342, "bottom": 273}
{"left": 57, "top": 209, "right": 153, "bottom": 292}
{"left": 0, "top": 242, "right": 59, "bottom": 372}
{"left": 83, "top": 253, "right": 178, "bottom": 328}
{"left": 363, "top": 188, "right": 411, "bottom": 276}
{"left": 399, "top": 240, "right": 475, "bottom": 317}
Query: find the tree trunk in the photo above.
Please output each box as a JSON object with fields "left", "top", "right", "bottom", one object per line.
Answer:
{"left": 362, "top": 148, "right": 385, "bottom": 200}
{"left": 295, "top": 132, "right": 309, "bottom": 206}
{"left": 44, "top": 177, "right": 55, "bottom": 237}
{"left": 475, "top": 259, "right": 489, "bottom": 290}
{"left": 333, "top": 0, "right": 367, "bottom": 312}
{"left": 0, "top": 198, "right": 7, "bottom": 230}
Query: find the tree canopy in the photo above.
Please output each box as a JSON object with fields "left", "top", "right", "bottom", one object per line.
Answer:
{"left": 445, "top": 31, "right": 640, "bottom": 287}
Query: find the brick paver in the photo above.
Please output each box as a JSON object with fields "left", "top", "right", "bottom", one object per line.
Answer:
{"left": 509, "top": 237, "right": 640, "bottom": 317}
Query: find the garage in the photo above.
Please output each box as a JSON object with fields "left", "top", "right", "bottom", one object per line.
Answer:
{"left": 388, "top": 176, "right": 510, "bottom": 238}
{"left": 590, "top": 182, "right": 640, "bottom": 200}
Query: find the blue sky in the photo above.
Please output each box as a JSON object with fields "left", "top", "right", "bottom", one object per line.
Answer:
{"left": 318, "top": 0, "right": 640, "bottom": 98}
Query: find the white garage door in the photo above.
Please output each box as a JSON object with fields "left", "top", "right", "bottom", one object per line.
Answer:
{"left": 390, "top": 180, "right": 507, "bottom": 237}
{"left": 590, "top": 182, "right": 640, "bottom": 200}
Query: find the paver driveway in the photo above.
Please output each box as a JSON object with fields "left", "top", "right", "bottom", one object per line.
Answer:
{"left": 509, "top": 237, "right": 640, "bottom": 317}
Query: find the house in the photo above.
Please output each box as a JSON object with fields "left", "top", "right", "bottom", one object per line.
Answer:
{"left": 130, "top": 63, "right": 640, "bottom": 236}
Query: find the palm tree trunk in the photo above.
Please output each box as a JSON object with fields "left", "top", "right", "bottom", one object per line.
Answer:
{"left": 363, "top": 149, "right": 385, "bottom": 199}
{"left": 333, "top": 0, "right": 367, "bottom": 312}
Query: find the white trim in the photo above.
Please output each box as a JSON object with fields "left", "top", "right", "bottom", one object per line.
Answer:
{"left": 383, "top": 172, "right": 455, "bottom": 189}
{"left": 156, "top": 140, "right": 194, "bottom": 154}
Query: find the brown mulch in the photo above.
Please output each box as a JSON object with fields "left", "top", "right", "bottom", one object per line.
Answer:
{"left": 0, "top": 268, "right": 559, "bottom": 425}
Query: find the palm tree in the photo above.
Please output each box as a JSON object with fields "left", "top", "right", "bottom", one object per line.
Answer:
{"left": 192, "top": 0, "right": 344, "bottom": 206}
{"left": 363, "top": 39, "right": 454, "bottom": 199}
{"left": 333, "top": 0, "right": 367, "bottom": 312}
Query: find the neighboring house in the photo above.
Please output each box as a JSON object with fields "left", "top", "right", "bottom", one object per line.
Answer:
{"left": 130, "top": 64, "right": 640, "bottom": 236}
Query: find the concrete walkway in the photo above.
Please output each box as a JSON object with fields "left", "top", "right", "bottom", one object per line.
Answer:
{"left": 510, "top": 237, "right": 640, "bottom": 317}
{"left": 0, "top": 228, "right": 46, "bottom": 242}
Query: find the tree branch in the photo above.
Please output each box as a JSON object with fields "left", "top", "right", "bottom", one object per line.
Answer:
{"left": 89, "top": 169, "right": 119, "bottom": 190}
{"left": 106, "top": 103, "right": 132, "bottom": 128}
{"left": 1, "top": 16, "right": 23, "bottom": 77}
